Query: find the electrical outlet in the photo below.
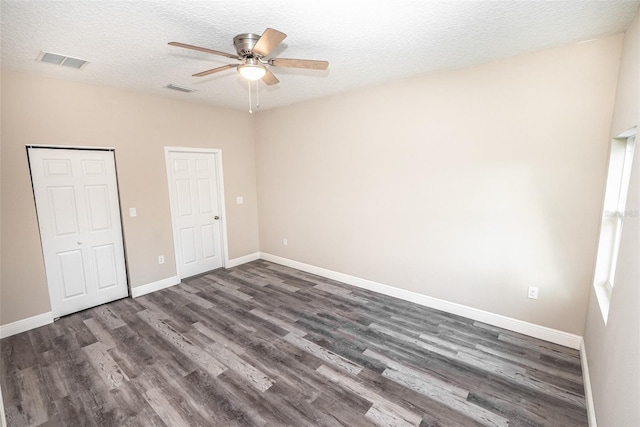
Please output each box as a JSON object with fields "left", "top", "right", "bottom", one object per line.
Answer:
{"left": 158, "top": 255, "right": 165, "bottom": 264}
{"left": 527, "top": 286, "right": 539, "bottom": 300}
{"left": 283, "top": 238, "right": 288, "bottom": 246}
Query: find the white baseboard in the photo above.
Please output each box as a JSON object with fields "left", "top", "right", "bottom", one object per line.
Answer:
{"left": 0, "top": 311, "right": 54, "bottom": 339}
{"left": 227, "top": 252, "right": 261, "bottom": 268}
{"left": 0, "top": 252, "right": 583, "bottom": 350}
{"left": 580, "top": 338, "right": 597, "bottom": 426}
{"left": 259, "top": 252, "right": 583, "bottom": 350}
{"left": 131, "top": 276, "right": 180, "bottom": 298}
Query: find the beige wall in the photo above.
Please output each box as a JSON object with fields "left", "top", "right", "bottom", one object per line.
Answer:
{"left": 584, "top": 6, "right": 640, "bottom": 426}
{"left": 0, "top": 70, "right": 259, "bottom": 325}
{"left": 255, "top": 35, "right": 623, "bottom": 335}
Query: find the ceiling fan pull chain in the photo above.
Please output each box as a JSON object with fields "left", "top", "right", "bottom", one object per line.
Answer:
{"left": 256, "top": 81, "right": 260, "bottom": 110}
{"left": 248, "top": 80, "right": 253, "bottom": 114}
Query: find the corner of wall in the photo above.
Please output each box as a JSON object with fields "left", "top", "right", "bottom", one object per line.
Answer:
{"left": 580, "top": 338, "right": 598, "bottom": 426}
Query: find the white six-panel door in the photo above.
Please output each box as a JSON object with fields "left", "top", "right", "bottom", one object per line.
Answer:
{"left": 28, "top": 148, "right": 128, "bottom": 318}
{"left": 166, "top": 150, "right": 224, "bottom": 278}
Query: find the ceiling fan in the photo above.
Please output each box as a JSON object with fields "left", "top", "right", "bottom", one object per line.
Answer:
{"left": 169, "top": 28, "right": 329, "bottom": 86}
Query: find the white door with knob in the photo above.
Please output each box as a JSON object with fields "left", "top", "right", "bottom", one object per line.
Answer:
{"left": 166, "top": 149, "right": 225, "bottom": 278}
{"left": 28, "top": 147, "right": 129, "bottom": 318}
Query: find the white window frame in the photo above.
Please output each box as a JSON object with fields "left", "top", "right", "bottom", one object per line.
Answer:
{"left": 593, "top": 127, "right": 636, "bottom": 322}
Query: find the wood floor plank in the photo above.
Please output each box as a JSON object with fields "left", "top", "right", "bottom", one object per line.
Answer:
{"left": 142, "top": 386, "right": 195, "bottom": 427}
{"left": 0, "top": 260, "right": 588, "bottom": 426}
{"left": 207, "top": 344, "right": 275, "bottom": 392}
{"left": 284, "top": 332, "right": 364, "bottom": 375}
{"left": 136, "top": 309, "right": 227, "bottom": 378}
{"left": 180, "top": 369, "right": 269, "bottom": 426}
{"left": 167, "top": 284, "right": 215, "bottom": 309}
{"left": 219, "top": 369, "right": 318, "bottom": 426}
{"left": 249, "top": 308, "right": 308, "bottom": 337}
{"left": 367, "top": 351, "right": 510, "bottom": 427}
{"left": 90, "top": 305, "right": 127, "bottom": 330}
{"left": 316, "top": 364, "right": 423, "bottom": 427}
{"left": 82, "top": 342, "right": 131, "bottom": 390}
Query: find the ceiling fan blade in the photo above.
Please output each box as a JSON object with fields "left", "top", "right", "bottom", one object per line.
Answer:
{"left": 252, "top": 28, "right": 287, "bottom": 57}
{"left": 169, "top": 42, "right": 240, "bottom": 60}
{"left": 193, "top": 64, "right": 237, "bottom": 77}
{"left": 261, "top": 68, "right": 280, "bottom": 85}
{"left": 268, "top": 58, "right": 329, "bottom": 70}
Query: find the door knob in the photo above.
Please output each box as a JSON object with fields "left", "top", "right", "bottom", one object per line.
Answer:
{"left": 77, "top": 241, "right": 83, "bottom": 245}
{"left": 214, "top": 216, "right": 220, "bottom": 220}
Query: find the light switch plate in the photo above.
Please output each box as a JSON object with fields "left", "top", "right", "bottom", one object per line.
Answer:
{"left": 236, "top": 196, "right": 244, "bottom": 205}
{"left": 129, "top": 207, "right": 137, "bottom": 217}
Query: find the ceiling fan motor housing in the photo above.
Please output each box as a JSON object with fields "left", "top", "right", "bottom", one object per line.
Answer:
{"left": 233, "top": 33, "right": 261, "bottom": 57}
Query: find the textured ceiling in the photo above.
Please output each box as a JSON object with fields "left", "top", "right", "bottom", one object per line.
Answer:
{"left": 1, "top": 1, "right": 639, "bottom": 111}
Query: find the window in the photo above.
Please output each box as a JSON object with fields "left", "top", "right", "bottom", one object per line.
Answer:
{"left": 593, "top": 128, "right": 636, "bottom": 322}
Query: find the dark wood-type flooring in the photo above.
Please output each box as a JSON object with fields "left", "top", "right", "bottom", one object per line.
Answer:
{"left": 1, "top": 260, "right": 587, "bottom": 426}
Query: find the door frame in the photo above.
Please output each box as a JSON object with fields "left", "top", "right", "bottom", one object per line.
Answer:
{"left": 27, "top": 144, "right": 130, "bottom": 318}
{"left": 164, "top": 147, "right": 230, "bottom": 279}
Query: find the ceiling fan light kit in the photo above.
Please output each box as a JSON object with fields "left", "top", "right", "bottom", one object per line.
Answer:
{"left": 238, "top": 58, "right": 266, "bottom": 81}
{"left": 169, "top": 27, "right": 329, "bottom": 111}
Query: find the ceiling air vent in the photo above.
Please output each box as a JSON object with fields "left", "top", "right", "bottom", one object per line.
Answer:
{"left": 37, "top": 51, "right": 89, "bottom": 69}
{"left": 165, "top": 84, "right": 196, "bottom": 93}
